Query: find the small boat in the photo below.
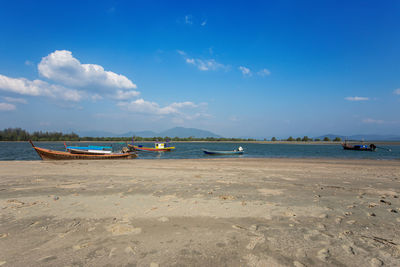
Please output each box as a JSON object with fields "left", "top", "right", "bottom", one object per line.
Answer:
{"left": 68, "top": 148, "right": 112, "bottom": 155}
{"left": 342, "top": 141, "right": 376, "bottom": 151}
{"left": 64, "top": 142, "right": 113, "bottom": 155}
{"left": 128, "top": 141, "right": 175, "bottom": 152}
{"left": 202, "top": 146, "right": 244, "bottom": 155}
{"left": 29, "top": 141, "right": 136, "bottom": 160}
{"left": 66, "top": 145, "right": 112, "bottom": 150}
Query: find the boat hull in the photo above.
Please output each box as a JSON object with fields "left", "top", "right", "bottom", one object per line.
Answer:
{"left": 202, "top": 149, "right": 244, "bottom": 155}
{"left": 128, "top": 144, "right": 175, "bottom": 152}
{"left": 342, "top": 144, "right": 376, "bottom": 151}
{"left": 30, "top": 141, "right": 135, "bottom": 160}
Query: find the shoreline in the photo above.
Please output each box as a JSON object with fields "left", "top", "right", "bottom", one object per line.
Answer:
{"left": 2, "top": 140, "right": 400, "bottom": 145}
{"left": 3, "top": 156, "right": 400, "bottom": 162}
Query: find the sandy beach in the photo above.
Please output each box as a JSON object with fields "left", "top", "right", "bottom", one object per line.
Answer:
{"left": 0, "top": 158, "right": 399, "bottom": 266}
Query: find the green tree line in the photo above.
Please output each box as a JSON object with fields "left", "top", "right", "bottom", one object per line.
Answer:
{"left": 271, "top": 136, "right": 342, "bottom": 142}
{"left": 0, "top": 128, "right": 257, "bottom": 142}
{"left": 0, "top": 128, "right": 79, "bottom": 141}
{"left": 0, "top": 128, "right": 343, "bottom": 142}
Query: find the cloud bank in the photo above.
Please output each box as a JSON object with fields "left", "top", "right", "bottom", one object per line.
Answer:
{"left": 0, "top": 50, "right": 207, "bottom": 120}
{"left": 0, "top": 74, "right": 83, "bottom": 101}
{"left": 38, "top": 50, "right": 136, "bottom": 90}
{"left": 117, "top": 99, "right": 199, "bottom": 116}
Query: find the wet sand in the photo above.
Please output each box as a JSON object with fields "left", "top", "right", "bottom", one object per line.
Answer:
{"left": 0, "top": 158, "right": 399, "bottom": 266}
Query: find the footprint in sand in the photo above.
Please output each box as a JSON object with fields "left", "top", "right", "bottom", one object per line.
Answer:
{"left": 319, "top": 214, "right": 328, "bottom": 219}
{"left": 246, "top": 224, "right": 265, "bottom": 250}
{"left": 106, "top": 223, "right": 141, "bottom": 236}
{"left": 317, "top": 248, "right": 330, "bottom": 262}
{"left": 124, "top": 246, "right": 135, "bottom": 255}
{"left": 109, "top": 247, "right": 117, "bottom": 258}
{"left": 341, "top": 244, "right": 355, "bottom": 255}
{"left": 370, "top": 257, "right": 384, "bottom": 267}
{"left": 388, "top": 208, "right": 398, "bottom": 213}
{"left": 158, "top": 217, "right": 169, "bottom": 222}
{"left": 293, "top": 261, "right": 306, "bottom": 267}
{"left": 246, "top": 235, "right": 265, "bottom": 250}
{"left": 335, "top": 216, "right": 344, "bottom": 224}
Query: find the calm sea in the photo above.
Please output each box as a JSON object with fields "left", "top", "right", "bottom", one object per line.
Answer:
{"left": 0, "top": 141, "right": 399, "bottom": 160}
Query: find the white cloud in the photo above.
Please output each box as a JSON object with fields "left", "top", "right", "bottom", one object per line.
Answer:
{"left": 178, "top": 51, "right": 228, "bottom": 71}
{"left": 345, "top": 96, "right": 369, "bottom": 101}
{"left": 258, "top": 68, "right": 271, "bottom": 76}
{"left": 394, "top": 88, "right": 400, "bottom": 95}
{"left": 113, "top": 90, "right": 140, "bottom": 100}
{"left": 118, "top": 99, "right": 169, "bottom": 115}
{"left": 2, "top": 96, "right": 27, "bottom": 104}
{"left": 0, "top": 102, "right": 16, "bottom": 111}
{"left": 25, "top": 60, "right": 34, "bottom": 66}
{"left": 362, "top": 118, "right": 384, "bottom": 124}
{"left": 186, "top": 58, "right": 195, "bottom": 64}
{"left": 201, "top": 20, "right": 207, "bottom": 26}
{"left": 185, "top": 15, "right": 193, "bottom": 24}
{"left": 239, "top": 66, "right": 251, "bottom": 76}
{"left": 169, "top": 101, "right": 198, "bottom": 109}
{"left": 186, "top": 58, "right": 226, "bottom": 71}
{"left": 0, "top": 74, "right": 83, "bottom": 101}
{"left": 38, "top": 50, "right": 136, "bottom": 90}
{"left": 117, "top": 98, "right": 205, "bottom": 119}
{"left": 118, "top": 99, "right": 182, "bottom": 115}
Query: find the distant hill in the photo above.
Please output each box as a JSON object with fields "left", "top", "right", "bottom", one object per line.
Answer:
{"left": 78, "top": 130, "right": 119, "bottom": 138}
{"left": 316, "top": 134, "right": 400, "bottom": 141}
{"left": 158, "top": 127, "right": 221, "bottom": 138}
{"left": 120, "top": 131, "right": 157, "bottom": 138}
{"left": 78, "top": 127, "right": 220, "bottom": 138}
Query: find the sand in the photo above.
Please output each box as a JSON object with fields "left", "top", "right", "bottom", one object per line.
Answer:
{"left": 0, "top": 158, "right": 399, "bottom": 266}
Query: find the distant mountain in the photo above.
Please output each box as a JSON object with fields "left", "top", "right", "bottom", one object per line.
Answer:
{"left": 316, "top": 134, "right": 400, "bottom": 141}
{"left": 159, "top": 127, "right": 221, "bottom": 138}
{"left": 120, "top": 131, "right": 157, "bottom": 138}
{"left": 77, "top": 127, "right": 220, "bottom": 138}
{"left": 78, "top": 130, "right": 119, "bottom": 137}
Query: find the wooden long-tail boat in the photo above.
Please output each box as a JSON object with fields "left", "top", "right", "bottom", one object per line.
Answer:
{"left": 128, "top": 141, "right": 175, "bottom": 152}
{"left": 29, "top": 140, "right": 136, "bottom": 160}
{"left": 342, "top": 141, "right": 376, "bottom": 151}
{"left": 202, "top": 147, "right": 244, "bottom": 155}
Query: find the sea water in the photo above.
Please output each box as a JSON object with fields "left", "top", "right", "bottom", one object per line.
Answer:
{"left": 0, "top": 142, "right": 399, "bottom": 160}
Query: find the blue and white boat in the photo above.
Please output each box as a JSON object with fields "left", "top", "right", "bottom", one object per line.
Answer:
{"left": 202, "top": 147, "right": 244, "bottom": 155}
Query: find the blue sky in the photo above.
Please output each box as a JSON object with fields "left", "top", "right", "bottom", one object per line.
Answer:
{"left": 0, "top": 0, "right": 399, "bottom": 138}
